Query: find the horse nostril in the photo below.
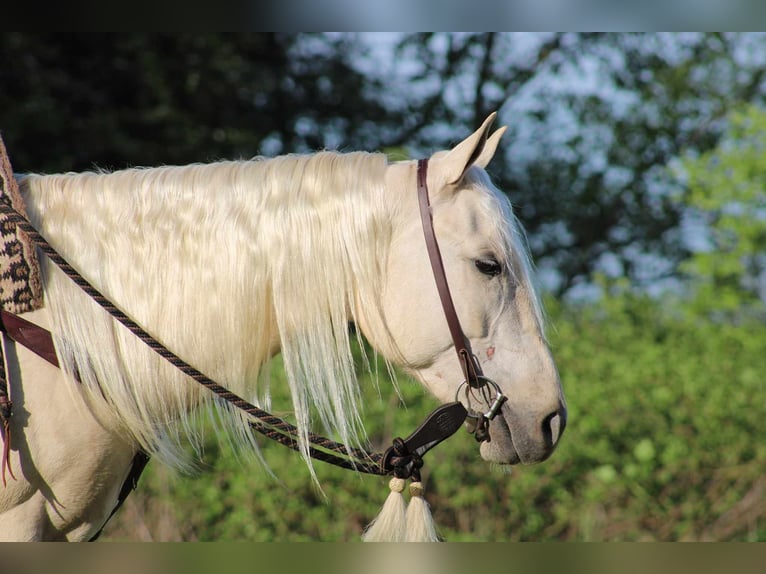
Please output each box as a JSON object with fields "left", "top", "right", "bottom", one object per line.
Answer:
{"left": 542, "top": 405, "right": 567, "bottom": 448}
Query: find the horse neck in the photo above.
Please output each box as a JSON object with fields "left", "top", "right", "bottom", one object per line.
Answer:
{"left": 17, "top": 154, "right": 393, "bottom": 466}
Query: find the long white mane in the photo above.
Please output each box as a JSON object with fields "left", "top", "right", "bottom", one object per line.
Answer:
{"left": 20, "top": 152, "right": 391, "bottom": 470}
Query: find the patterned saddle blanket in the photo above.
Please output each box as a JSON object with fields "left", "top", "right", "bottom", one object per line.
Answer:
{"left": 0, "top": 135, "right": 43, "bottom": 314}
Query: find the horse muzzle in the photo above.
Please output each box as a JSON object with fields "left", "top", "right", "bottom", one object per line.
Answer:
{"left": 478, "top": 396, "right": 567, "bottom": 465}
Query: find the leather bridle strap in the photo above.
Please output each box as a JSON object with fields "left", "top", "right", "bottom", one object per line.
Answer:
{"left": 416, "top": 159, "right": 483, "bottom": 388}
{"left": 0, "top": 310, "right": 58, "bottom": 367}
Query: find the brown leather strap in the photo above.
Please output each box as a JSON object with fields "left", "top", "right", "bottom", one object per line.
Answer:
{"left": 0, "top": 308, "right": 58, "bottom": 487}
{"left": 0, "top": 309, "right": 59, "bottom": 368}
{"left": 88, "top": 449, "right": 151, "bottom": 541}
{"left": 0, "top": 307, "right": 151, "bottom": 532}
{"left": 416, "top": 159, "right": 482, "bottom": 387}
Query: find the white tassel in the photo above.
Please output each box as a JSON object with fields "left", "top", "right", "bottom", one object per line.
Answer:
{"left": 405, "top": 481, "right": 440, "bottom": 542}
{"left": 362, "top": 477, "right": 407, "bottom": 542}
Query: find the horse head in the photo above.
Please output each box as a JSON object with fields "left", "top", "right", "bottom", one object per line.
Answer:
{"left": 360, "top": 114, "right": 567, "bottom": 466}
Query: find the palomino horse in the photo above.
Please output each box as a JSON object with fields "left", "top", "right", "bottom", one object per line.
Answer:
{"left": 0, "top": 114, "right": 566, "bottom": 541}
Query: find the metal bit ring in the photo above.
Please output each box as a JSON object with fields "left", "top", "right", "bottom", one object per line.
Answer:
{"left": 454, "top": 376, "right": 507, "bottom": 422}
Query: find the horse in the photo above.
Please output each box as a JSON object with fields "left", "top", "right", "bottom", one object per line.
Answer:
{"left": 0, "top": 113, "right": 566, "bottom": 541}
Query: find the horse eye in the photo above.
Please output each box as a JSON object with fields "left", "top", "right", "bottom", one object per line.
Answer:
{"left": 475, "top": 258, "right": 502, "bottom": 277}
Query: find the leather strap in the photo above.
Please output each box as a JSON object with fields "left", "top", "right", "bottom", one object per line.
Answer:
{"left": 88, "top": 450, "right": 151, "bottom": 541}
{"left": 381, "top": 401, "right": 467, "bottom": 479}
{"left": 0, "top": 309, "right": 58, "bottom": 368}
{"left": 0, "top": 309, "right": 59, "bottom": 486}
{"left": 0, "top": 308, "right": 150, "bottom": 537}
{"left": 416, "top": 159, "right": 483, "bottom": 387}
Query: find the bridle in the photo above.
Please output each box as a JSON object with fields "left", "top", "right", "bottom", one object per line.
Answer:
{"left": 0, "top": 157, "right": 507, "bottom": 487}
{"left": 416, "top": 159, "right": 506, "bottom": 441}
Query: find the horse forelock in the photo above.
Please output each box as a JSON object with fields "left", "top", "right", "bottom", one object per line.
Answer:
{"left": 20, "top": 152, "right": 393, "bottom": 473}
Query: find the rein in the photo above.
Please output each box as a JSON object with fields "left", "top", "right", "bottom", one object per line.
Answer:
{"left": 0, "top": 198, "right": 461, "bottom": 476}
{"left": 0, "top": 158, "right": 504, "bottom": 485}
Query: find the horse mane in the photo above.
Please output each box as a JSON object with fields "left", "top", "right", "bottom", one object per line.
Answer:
{"left": 20, "top": 152, "right": 392, "bottom": 472}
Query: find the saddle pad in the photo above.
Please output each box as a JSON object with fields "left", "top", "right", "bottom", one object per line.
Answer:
{"left": 0, "top": 134, "right": 43, "bottom": 314}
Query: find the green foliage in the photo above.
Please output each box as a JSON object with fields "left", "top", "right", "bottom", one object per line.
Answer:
{"left": 104, "top": 291, "right": 766, "bottom": 541}
{"left": 543, "top": 288, "right": 765, "bottom": 541}
{"left": 680, "top": 104, "right": 766, "bottom": 318}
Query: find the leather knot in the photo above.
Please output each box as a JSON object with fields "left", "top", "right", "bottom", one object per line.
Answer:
{"left": 385, "top": 437, "right": 423, "bottom": 481}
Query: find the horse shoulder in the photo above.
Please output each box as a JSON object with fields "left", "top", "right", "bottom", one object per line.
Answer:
{"left": 0, "top": 309, "right": 136, "bottom": 541}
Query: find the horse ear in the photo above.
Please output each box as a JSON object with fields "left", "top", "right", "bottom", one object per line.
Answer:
{"left": 474, "top": 125, "right": 507, "bottom": 169}
{"left": 434, "top": 112, "right": 501, "bottom": 185}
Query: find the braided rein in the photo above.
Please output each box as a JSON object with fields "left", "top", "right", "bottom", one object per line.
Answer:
{"left": 0, "top": 198, "right": 468, "bottom": 479}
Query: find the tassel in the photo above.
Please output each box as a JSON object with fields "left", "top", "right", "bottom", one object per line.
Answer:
{"left": 362, "top": 477, "right": 407, "bottom": 542}
{"left": 405, "top": 481, "right": 440, "bottom": 542}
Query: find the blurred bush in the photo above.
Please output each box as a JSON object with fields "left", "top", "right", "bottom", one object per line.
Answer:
{"left": 102, "top": 286, "right": 765, "bottom": 541}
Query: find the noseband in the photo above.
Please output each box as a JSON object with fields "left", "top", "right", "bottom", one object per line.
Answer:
{"left": 416, "top": 159, "right": 506, "bottom": 441}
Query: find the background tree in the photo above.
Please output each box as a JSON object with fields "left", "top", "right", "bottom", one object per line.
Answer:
{"left": 679, "top": 104, "right": 766, "bottom": 319}
{"left": 0, "top": 33, "right": 397, "bottom": 171}
{"left": 383, "top": 33, "right": 766, "bottom": 296}
{"left": 4, "top": 32, "right": 766, "bottom": 296}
